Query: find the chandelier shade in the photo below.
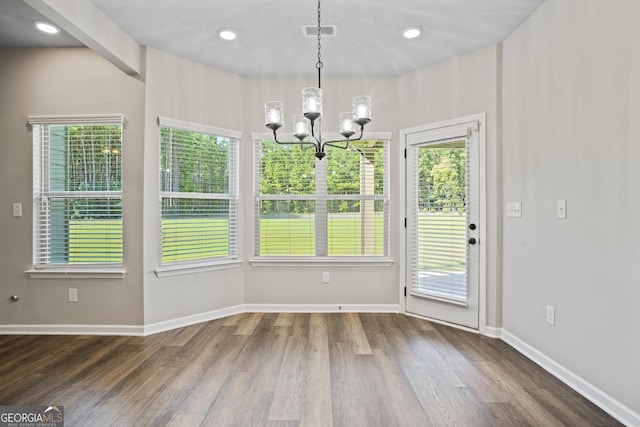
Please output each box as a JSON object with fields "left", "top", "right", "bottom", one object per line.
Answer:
{"left": 293, "top": 115, "right": 310, "bottom": 140}
{"left": 302, "top": 87, "right": 323, "bottom": 121}
{"left": 264, "top": 101, "right": 284, "bottom": 131}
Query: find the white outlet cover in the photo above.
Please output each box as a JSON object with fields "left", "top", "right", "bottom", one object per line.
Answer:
{"left": 12, "top": 203, "right": 22, "bottom": 217}
{"left": 506, "top": 202, "right": 522, "bottom": 218}
{"left": 546, "top": 305, "right": 555, "bottom": 325}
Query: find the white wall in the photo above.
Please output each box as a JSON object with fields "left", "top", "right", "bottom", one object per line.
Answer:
{"left": 0, "top": 48, "right": 145, "bottom": 326}
{"left": 397, "top": 45, "right": 501, "bottom": 327}
{"left": 502, "top": 0, "right": 640, "bottom": 416}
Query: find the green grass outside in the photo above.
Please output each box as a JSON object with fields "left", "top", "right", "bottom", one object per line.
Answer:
{"left": 260, "top": 215, "right": 385, "bottom": 256}
{"left": 161, "top": 218, "right": 230, "bottom": 262}
{"left": 417, "top": 213, "right": 467, "bottom": 271}
{"left": 69, "top": 220, "right": 122, "bottom": 263}
{"left": 67, "top": 214, "right": 462, "bottom": 263}
{"left": 67, "top": 216, "right": 387, "bottom": 262}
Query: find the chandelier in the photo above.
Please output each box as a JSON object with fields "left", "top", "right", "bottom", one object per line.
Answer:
{"left": 264, "top": 0, "right": 372, "bottom": 160}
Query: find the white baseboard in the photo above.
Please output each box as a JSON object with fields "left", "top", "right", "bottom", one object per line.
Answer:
{"left": 501, "top": 328, "right": 640, "bottom": 427}
{"left": 143, "top": 304, "right": 245, "bottom": 336}
{"left": 0, "top": 323, "right": 144, "bottom": 336}
{"left": 0, "top": 304, "right": 398, "bottom": 337}
{"left": 483, "top": 325, "right": 502, "bottom": 339}
{"left": 405, "top": 312, "right": 481, "bottom": 334}
{"left": 244, "top": 303, "right": 400, "bottom": 313}
{"left": 0, "top": 305, "right": 245, "bottom": 337}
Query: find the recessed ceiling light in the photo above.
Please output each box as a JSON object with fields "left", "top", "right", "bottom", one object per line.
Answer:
{"left": 402, "top": 26, "right": 422, "bottom": 39}
{"left": 34, "top": 20, "right": 59, "bottom": 34}
{"left": 218, "top": 28, "right": 237, "bottom": 41}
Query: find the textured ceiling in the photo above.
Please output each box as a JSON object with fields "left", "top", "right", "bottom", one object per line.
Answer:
{"left": 0, "top": 0, "right": 545, "bottom": 77}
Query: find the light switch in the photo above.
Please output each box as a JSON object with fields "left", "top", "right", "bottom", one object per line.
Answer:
{"left": 557, "top": 200, "right": 567, "bottom": 219}
{"left": 12, "top": 203, "right": 22, "bottom": 217}
{"left": 506, "top": 202, "right": 522, "bottom": 218}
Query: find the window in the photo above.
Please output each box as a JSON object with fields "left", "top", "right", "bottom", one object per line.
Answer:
{"left": 254, "top": 136, "right": 390, "bottom": 258}
{"left": 159, "top": 117, "right": 239, "bottom": 265}
{"left": 29, "top": 115, "right": 124, "bottom": 268}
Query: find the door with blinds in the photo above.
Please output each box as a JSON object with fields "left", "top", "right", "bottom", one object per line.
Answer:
{"left": 405, "top": 117, "right": 482, "bottom": 329}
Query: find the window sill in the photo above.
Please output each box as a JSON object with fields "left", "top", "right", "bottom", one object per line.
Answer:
{"left": 249, "top": 257, "right": 394, "bottom": 267}
{"left": 26, "top": 268, "right": 126, "bottom": 279}
{"left": 155, "top": 259, "right": 242, "bottom": 277}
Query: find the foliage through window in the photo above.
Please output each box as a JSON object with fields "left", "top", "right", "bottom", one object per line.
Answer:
{"left": 417, "top": 144, "right": 467, "bottom": 212}
{"left": 254, "top": 138, "right": 389, "bottom": 257}
{"left": 30, "top": 116, "right": 124, "bottom": 266}
{"left": 159, "top": 118, "right": 239, "bottom": 264}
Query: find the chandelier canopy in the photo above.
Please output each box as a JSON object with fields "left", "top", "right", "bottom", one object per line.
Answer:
{"left": 264, "top": 0, "right": 372, "bottom": 160}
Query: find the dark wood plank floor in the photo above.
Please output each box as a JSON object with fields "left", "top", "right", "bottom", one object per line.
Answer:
{"left": 0, "top": 313, "right": 622, "bottom": 426}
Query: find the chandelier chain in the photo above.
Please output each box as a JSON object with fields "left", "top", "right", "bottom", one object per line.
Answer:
{"left": 316, "top": 0, "right": 323, "bottom": 87}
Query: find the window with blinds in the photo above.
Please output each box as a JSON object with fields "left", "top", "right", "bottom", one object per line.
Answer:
{"left": 29, "top": 115, "right": 124, "bottom": 266}
{"left": 254, "top": 139, "right": 389, "bottom": 257}
{"left": 159, "top": 117, "right": 239, "bottom": 264}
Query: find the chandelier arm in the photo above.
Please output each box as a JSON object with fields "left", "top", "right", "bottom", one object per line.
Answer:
{"left": 323, "top": 141, "right": 366, "bottom": 158}
{"left": 324, "top": 140, "right": 349, "bottom": 150}
{"left": 321, "top": 124, "right": 366, "bottom": 149}
{"left": 272, "top": 129, "right": 318, "bottom": 148}
{"left": 309, "top": 119, "right": 322, "bottom": 146}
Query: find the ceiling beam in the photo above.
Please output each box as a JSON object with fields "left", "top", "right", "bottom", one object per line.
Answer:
{"left": 23, "top": 0, "right": 141, "bottom": 75}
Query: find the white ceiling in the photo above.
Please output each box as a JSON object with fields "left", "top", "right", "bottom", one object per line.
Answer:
{"left": 0, "top": 0, "right": 545, "bottom": 77}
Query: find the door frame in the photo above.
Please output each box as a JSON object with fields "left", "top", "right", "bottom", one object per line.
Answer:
{"left": 399, "top": 113, "right": 487, "bottom": 334}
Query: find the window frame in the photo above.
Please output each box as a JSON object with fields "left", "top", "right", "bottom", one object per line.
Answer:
{"left": 251, "top": 131, "right": 393, "bottom": 266}
{"left": 26, "top": 114, "right": 126, "bottom": 279}
{"left": 155, "top": 117, "right": 241, "bottom": 277}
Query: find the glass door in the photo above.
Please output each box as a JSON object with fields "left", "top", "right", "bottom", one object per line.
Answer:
{"left": 405, "top": 121, "right": 480, "bottom": 329}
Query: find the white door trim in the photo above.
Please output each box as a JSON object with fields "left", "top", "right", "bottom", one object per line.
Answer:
{"left": 399, "top": 113, "right": 487, "bottom": 334}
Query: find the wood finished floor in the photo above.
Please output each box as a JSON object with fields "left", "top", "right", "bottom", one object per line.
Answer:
{"left": 0, "top": 313, "right": 621, "bottom": 426}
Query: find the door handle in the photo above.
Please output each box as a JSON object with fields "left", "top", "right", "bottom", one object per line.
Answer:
{"left": 468, "top": 237, "right": 477, "bottom": 245}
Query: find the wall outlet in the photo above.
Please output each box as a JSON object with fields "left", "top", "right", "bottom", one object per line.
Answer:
{"left": 68, "top": 288, "right": 78, "bottom": 303}
{"left": 12, "top": 203, "right": 22, "bottom": 217}
{"left": 322, "top": 272, "right": 330, "bottom": 284}
{"left": 506, "top": 202, "right": 522, "bottom": 218}
{"left": 546, "top": 305, "right": 555, "bottom": 325}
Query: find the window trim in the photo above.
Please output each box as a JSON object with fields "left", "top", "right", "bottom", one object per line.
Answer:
{"left": 26, "top": 114, "right": 126, "bottom": 278}
{"left": 158, "top": 116, "right": 241, "bottom": 140}
{"left": 26, "top": 267, "right": 126, "bottom": 279}
{"left": 154, "top": 258, "right": 242, "bottom": 277}
{"left": 249, "top": 257, "right": 393, "bottom": 267}
{"left": 157, "top": 117, "right": 241, "bottom": 272}
{"left": 251, "top": 131, "right": 393, "bottom": 263}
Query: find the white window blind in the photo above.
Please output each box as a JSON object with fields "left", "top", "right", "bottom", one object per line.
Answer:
{"left": 408, "top": 136, "right": 470, "bottom": 305}
{"left": 29, "top": 116, "right": 124, "bottom": 266}
{"left": 159, "top": 117, "right": 239, "bottom": 264}
{"left": 254, "top": 138, "right": 389, "bottom": 257}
